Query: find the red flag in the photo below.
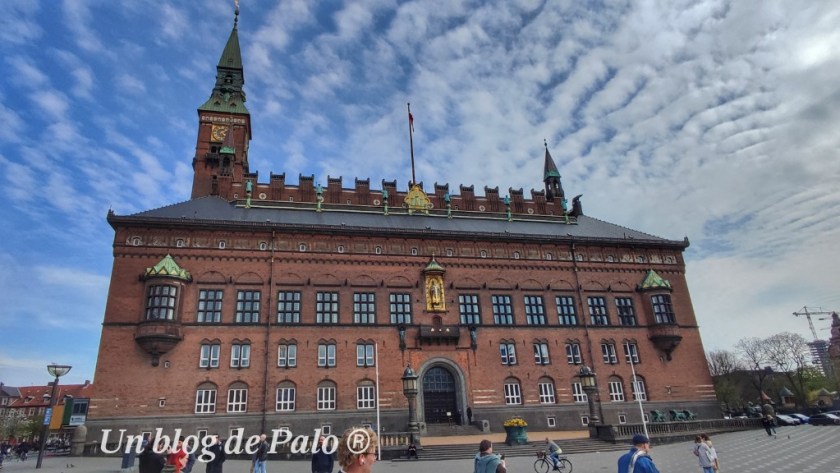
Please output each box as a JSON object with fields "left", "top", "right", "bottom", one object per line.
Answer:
{"left": 408, "top": 111, "right": 414, "bottom": 133}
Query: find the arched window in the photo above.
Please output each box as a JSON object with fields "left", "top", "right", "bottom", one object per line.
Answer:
{"left": 503, "top": 377, "right": 522, "bottom": 405}
{"left": 317, "top": 381, "right": 337, "bottom": 410}
{"left": 538, "top": 377, "right": 556, "bottom": 404}
{"left": 631, "top": 375, "right": 647, "bottom": 401}
{"left": 357, "top": 380, "right": 376, "bottom": 410}
{"left": 195, "top": 382, "right": 217, "bottom": 414}
{"left": 276, "top": 381, "right": 296, "bottom": 411}
{"left": 608, "top": 376, "right": 625, "bottom": 402}
{"left": 227, "top": 382, "right": 248, "bottom": 413}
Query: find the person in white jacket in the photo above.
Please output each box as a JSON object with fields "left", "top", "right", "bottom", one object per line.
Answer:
{"left": 692, "top": 435, "right": 716, "bottom": 473}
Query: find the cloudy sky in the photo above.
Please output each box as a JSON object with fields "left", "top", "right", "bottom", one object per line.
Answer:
{"left": 1, "top": 0, "right": 839, "bottom": 386}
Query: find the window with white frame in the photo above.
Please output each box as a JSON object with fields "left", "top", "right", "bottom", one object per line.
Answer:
{"left": 278, "top": 343, "right": 297, "bottom": 367}
{"left": 504, "top": 379, "right": 522, "bottom": 405}
{"left": 533, "top": 342, "right": 550, "bottom": 365}
{"left": 197, "top": 289, "right": 223, "bottom": 323}
{"left": 227, "top": 385, "right": 248, "bottom": 413}
{"left": 492, "top": 295, "right": 514, "bottom": 325}
{"left": 624, "top": 342, "right": 640, "bottom": 364}
{"left": 276, "top": 383, "right": 296, "bottom": 411}
{"left": 547, "top": 416, "right": 556, "bottom": 427}
{"left": 230, "top": 342, "right": 250, "bottom": 368}
{"left": 199, "top": 343, "right": 220, "bottom": 368}
{"left": 357, "top": 383, "right": 376, "bottom": 409}
{"left": 356, "top": 343, "right": 375, "bottom": 367}
{"left": 601, "top": 342, "right": 618, "bottom": 364}
{"left": 500, "top": 342, "right": 517, "bottom": 365}
{"left": 618, "top": 414, "right": 627, "bottom": 424}
{"left": 317, "top": 383, "right": 336, "bottom": 410}
{"left": 581, "top": 415, "right": 590, "bottom": 426}
{"left": 353, "top": 293, "right": 376, "bottom": 324}
{"left": 538, "top": 379, "right": 556, "bottom": 404}
{"left": 632, "top": 377, "right": 648, "bottom": 401}
{"left": 572, "top": 382, "right": 587, "bottom": 403}
{"left": 608, "top": 378, "right": 625, "bottom": 402}
{"left": 318, "top": 342, "right": 336, "bottom": 367}
{"left": 276, "top": 291, "right": 301, "bottom": 324}
{"left": 525, "top": 295, "right": 547, "bottom": 325}
{"left": 565, "top": 342, "right": 582, "bottom": 364}
{"left": 316, "top": 292, "right": 339, "bottom": 324}
{"left": 195, "top": 385, "right": 217, "bottom": 414}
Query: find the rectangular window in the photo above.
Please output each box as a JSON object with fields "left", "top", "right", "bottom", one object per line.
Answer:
{"left": 572, "top": 383, "right": 587, "bottom": 403}
{"left": 197, "top": 289, "right": 223, "bottom": 323}
{"left": 500, "top": 343, "right": 517, "bottom": 365}
{"left": 316, "top": 292, "right": 339, "bottom": 324}
{"left": 199, "top": 344, "right": 220, "bottom": 368}
{"left": 632, "top": 378, "right": 647, "bottom": 401}
{"left": 276, "top": 291, "right": 301, "bottom": 324}
{"left": 235, "top": 290, "right": 261, "bottom": 323}
{"left": 492, "top": 295, "right": 514, "bottom": 325}
{"left": 353, "top": 293, "right": 376, "bottom": 324}
{"left": 317, "top": 386, "right": 336, "bottom": 410}
{"left": 458, "top": 294, "right": 481, "bottom": 325}
{"left": 195, "top": 389, "right": 216, "bottom": 414}
{"left": 278, "top": 344, "right": 297, "bottom": 367}
{"left": 230, "top": 343, "right": 250, "bottom": 368}
{"left": 555, "top": 296, "right": 578, "bottom": 325}
{"left": 547, "top": 416, "right": 556, "bottom": 427}
{"left": 587, "top": 296, "right": 609, "bottom": 325}
{"left": 533, "top": 342, "right": 550, "bottom": 365}
{"left": 609, "top": 381, "right": 625, "bottom": 402}
{"left": 525, "top": 295, "right": 546, "bottom": 325}
{"left": 389, "top": 293, "right": 412, "bottom": 324}
{"left": 276, "top": 387, "right": 296, "bottom": 411}
{"left": 318, "top": 343, "right": 336, "bottom": 367}
{"left": 226, "top": 388, "right": 247, "bottom": 413}
{"left": 145, "top": 285, "right": 177, "bottom": 320}
{"left": 539, "top": 382, "right": 556, "bottom": 404}
{"left": 356, "top": 343, "right": 375, "bottom": 367}
{"left": 601, "top": 343, "right": 617, "bottom": 364}
{"left": 357, "top": 385, "right": 376, "bottom": 409}
{"left": 615, "top": 297, "right": 636, "bottom": 326}
{"left": 504, "top": 383, "right": 522, "bottom": 405}
{"left": 565, "top": 343, "right": 582, "bottom": 364}
{"left": 618, "top": 414, "right": 627, "bottom": 424}
{"left": 652, "top": 295, "right": 676, "bottom": 324}
{"left": 624, "top": 342, "right": 640, "bottom": 364}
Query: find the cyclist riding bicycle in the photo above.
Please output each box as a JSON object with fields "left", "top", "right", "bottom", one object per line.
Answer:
{"left": 545, "top": 438, "right": 561, "bottom": 470}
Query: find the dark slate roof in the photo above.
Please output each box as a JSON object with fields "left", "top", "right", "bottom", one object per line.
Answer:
{"left": 115, "top": 196, "right": 687, "bottom": 248}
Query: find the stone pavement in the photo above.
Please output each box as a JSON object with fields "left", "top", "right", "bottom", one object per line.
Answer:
{"left": 2, "top": 425, "right": 839, "bottom": 473}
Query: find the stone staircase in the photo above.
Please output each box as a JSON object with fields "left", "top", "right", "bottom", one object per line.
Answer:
{"left": 397, "top": 437, "right": 626, "bottom": 461}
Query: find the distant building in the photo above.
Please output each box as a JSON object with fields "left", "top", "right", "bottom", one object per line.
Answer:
{"left": 0, "top": 381, "right": 92, "bottom": 442}
{"left": 87, "top": 7, "right": 717, "bottom": 442}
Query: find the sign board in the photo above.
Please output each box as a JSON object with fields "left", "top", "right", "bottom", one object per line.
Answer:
{"left": 69, "top": 414, "right": 87, "bottom": 426}
{"left": 43, "top": 407, "right": 52, "bottom": 425}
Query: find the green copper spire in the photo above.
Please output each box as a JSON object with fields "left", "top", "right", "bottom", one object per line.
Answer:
{"left": 543, "top": 140, "right": 564, "bottom": 202}
{"left": 543, "top": 141, "right": 561, "bottom": 180}
{"left": 637, "top": 269, "right": 671, "bottom": 291}
{"left": 198, "top": 6, "right": 249, "bottom": 114}
{"left": 144, "top": 254, "right": 192, "bottom": 281}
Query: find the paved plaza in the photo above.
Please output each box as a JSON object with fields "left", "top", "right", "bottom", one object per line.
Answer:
{"left": 2, "top": 425, "right": 839, "bottom": 473}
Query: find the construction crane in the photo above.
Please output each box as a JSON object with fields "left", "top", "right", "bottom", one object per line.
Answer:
{"left": 792, "top": 306, "right": 836, "bottom": 341}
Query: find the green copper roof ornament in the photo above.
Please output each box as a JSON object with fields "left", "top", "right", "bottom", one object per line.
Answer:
{"left": 315, "top": 183, "right": 324, "bottom": 212}
{"left": 637, "top": 269, "right": 671, "bottom": 291}
{"left": 144, "top": 254, "right": 192, "bottom": 281}
{"left": 198, "top": 1, "right": 249, "bottom": 114}
{"left": 424, "top": 255, "right": 445, "bottom": 272}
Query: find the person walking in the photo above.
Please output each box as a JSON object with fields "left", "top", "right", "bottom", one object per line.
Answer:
{"left": 336, "top": 426, "right": 378, "bottom": 473}
{"left": 312, "top": 436, "right": 334, "bottom": 473}
{"left": 474, "top": 439, "right": 506, "bottom": 473}
{"left": 205, "top": 436, "right": 226, "bottom": 473}
{"left": 253, "top": 434, "right": 269, "bottom": 473}
{"left": 138, "top": 439, "right": 167, "bottom": 473}
{"left": 762, "top": 415, "right": 776, "bottom": 437}
{"left": 700, "top": 433, "right": 719, "bottom": 471}
{"left": 692, "top": 435, "right": 715, "bottom": 473}
{"left": 167, "top": 437, "right": 188, "bottom": 473}
{"left": 617, "top": 434, "right": 660, "bottom": 473}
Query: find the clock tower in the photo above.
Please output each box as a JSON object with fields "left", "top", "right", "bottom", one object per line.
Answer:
{"left": 191, "top": 7, "right": 252, "bottom": 199}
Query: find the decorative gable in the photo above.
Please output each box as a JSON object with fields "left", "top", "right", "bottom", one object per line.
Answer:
{"left": 144, "top": 254, "right": 192, "bottom": 281}
{"left": 637, "top": 269, "right": 671, "bottom": 291}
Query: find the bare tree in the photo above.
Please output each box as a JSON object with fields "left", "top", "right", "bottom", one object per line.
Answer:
{"left": 735, "top": 337, "right": 773, "bottom": 401}
{"left": 765, "top": 332, "right": 811, "bottom": 407}
{"left": 707, "top": 349, "right": 742, "bottom": 376}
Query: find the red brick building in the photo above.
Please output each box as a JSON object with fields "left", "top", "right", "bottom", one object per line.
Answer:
{"left": 88, "top": 10, "right": 716, "bottom": 442}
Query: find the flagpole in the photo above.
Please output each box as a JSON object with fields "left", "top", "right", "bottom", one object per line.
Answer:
{"left": 626, "top": 341, "right": 649, "bottom": 439}
{"left": 407, "top": 103, "right": 416, "bottom": 185}
{"left": 375, "top": 342, "right": 382, "bottom": 459}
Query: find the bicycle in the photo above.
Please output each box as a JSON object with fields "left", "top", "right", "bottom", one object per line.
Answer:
{"left": 534, "top": 450, "right": 573, "bottom": 473}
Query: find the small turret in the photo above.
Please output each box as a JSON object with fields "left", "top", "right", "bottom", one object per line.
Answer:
{"left": 543, "top": 141, "right": 564, "bottom": 202}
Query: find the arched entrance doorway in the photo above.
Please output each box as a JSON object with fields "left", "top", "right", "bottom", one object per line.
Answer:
{"left": 422, "top": 366, "right": 458, "bottom": 424}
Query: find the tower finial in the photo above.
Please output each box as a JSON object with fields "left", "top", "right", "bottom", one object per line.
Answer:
{"left": 234, "top": 0, "right": 240, "bottom": 28}
{"left": 544, "top": 138, "right": 548, "bottom": 149}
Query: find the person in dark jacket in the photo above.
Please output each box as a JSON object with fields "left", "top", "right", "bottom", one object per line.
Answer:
{"left": 311, "top": 436, "right": 334, "bottom": 473}
{"left": 205, "top": 436, "right": 226, "bottom": 473}
{"left": 138, "top": 439, "right": 167, "bottom": 473}
{"left": 253, "top": 434, "right": 269, "bottom": 473}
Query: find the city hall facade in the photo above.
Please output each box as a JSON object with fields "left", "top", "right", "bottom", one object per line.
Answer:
{"left": 88, "top": 11, "right": 717, "bottom": 441}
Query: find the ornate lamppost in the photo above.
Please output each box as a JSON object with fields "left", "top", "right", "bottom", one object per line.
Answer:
{"left": 36, "top": 364, "right": 72, "bottom": 469}
{"left": 579, "top": 365, "right": 600, "bottom": 427}
{"left": 401, "top": 364, "right": 420, "bottom": 445}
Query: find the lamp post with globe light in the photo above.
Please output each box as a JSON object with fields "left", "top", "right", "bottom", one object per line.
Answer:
{"left": 401, "top": 364, "right": 420, "bottom": 445}
{"left": 578, "top": 365, "right": 600, "bottom": 427}
{"left": 36, "top": 364, "right": 71, "bottom": 469}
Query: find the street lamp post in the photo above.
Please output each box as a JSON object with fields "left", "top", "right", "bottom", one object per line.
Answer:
{"left": 401, "top": 364, "right": 420, "bottom": 445}
{"left": 579, "top": 365, "right": 600, "bottom": 426}
{"left": 36, "top": 364, "right": 72, "bottom": 469}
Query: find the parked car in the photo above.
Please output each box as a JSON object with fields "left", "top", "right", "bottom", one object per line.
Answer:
{"left": 775, "top": 414, "right": 801, "bottom": 426}
{"left": 808, "top": 413, "right": 840, "bottom": 425}
{"left": 790, "top": 413, "right": 810, "bottom": 424}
